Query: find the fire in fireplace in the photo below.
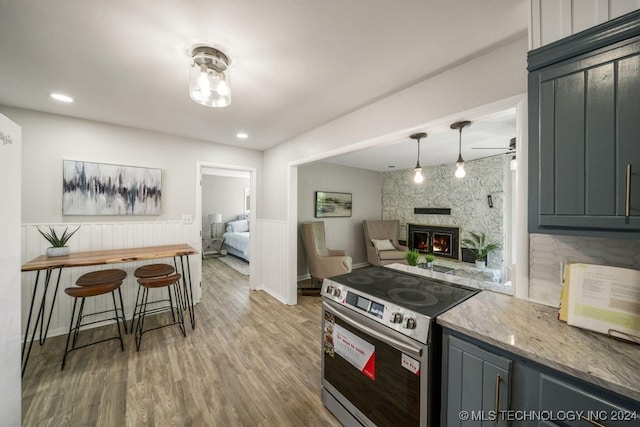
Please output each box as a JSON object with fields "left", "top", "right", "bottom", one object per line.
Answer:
{"left": 407, "top": 224, "right": 460, "bottom": 260}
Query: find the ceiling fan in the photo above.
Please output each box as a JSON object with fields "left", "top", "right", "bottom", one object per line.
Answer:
{"left": 472, "top": 137, "right": 517, "bottom": 170}
{"left": 471, "top": 137, "right": 516, "bottom": 153}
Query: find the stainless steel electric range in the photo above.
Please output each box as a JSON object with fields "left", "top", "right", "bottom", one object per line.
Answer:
{"left": 321, "top": 266, "right": 479, "bottom": 427}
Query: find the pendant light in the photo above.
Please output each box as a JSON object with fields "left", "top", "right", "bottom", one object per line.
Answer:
{"left": 410, "top": 132, "right": 427, "bottom": 183}
{"left": 450, "top": 120, "right": 471, "bottom": 179}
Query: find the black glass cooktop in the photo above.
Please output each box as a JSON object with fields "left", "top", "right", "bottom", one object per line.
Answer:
{"left": 329, "top": 266, "right": 479, "bottom": 317}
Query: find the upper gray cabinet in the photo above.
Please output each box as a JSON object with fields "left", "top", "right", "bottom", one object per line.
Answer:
{"left": 528, "top": 10, "right": 640, "bottom": 236}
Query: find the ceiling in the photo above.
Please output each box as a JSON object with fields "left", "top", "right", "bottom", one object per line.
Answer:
{"left": 325, "top": 107, "right": 517, "bottom": 171}
{"left": 0, "top": 1, "right": 527, "bottom": 152}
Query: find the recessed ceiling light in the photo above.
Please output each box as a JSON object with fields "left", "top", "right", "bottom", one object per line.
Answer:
{"left": 49, "top": 93, "right": 74, "bottom": 103}
{"left": 236, "top": 132, "right": 248, "bottom": 139}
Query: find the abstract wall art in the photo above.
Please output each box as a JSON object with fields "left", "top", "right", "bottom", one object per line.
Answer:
{"left": 62, "top": 160, "right": 162, "bottom": 215}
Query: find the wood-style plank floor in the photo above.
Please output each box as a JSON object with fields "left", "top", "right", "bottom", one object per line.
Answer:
{"left": 22, "top": 259, "right": 341, "bottom": 426}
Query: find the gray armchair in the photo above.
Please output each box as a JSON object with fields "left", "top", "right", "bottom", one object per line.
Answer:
{"left": 301, "top": 221, "right": 352, "bottom": 283}
{"left": 363, "top": 220, "right": 408, "bottom": 266}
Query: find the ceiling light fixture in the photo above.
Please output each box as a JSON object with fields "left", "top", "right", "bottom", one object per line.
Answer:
{"left": 410, "top": 132, "right": 427, "bottom": 184}
{"left": 49, "top": 93, "right": 74, "bottom": 103}
{"left": 189, "top": 45, "right": 231, "bottom": 108}
{"left": 450, "top": 120, "right": 471, "bottom": 179}
{"left": 236, "top": 132, "right": 248, "bottom": 139}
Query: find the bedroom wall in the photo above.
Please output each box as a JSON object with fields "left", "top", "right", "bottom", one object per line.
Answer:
{"left": 297, "top": 162, "right": 382, "bottom": 278}
{"left": 202, "top": 175, "right": 250, "bottom": 237}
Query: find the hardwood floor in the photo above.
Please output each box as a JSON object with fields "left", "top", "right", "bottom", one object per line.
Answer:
{"left": 22, "top": 259, "right": 341, "bottom": 426}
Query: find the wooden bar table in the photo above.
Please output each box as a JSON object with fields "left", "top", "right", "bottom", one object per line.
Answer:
{"left": 21, "top": 244, "right": 198, "bottom": 376}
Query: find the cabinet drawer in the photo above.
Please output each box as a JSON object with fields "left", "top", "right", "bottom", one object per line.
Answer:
{"left": 539, "top": 374, "right": 638, "bottom": 426}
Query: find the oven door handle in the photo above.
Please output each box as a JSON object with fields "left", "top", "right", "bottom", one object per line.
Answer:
{"left": 323, "top": 301, "right": 423, "bottom": 358}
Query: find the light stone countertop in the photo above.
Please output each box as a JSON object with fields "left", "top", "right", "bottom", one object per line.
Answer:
{"left": 436, "top": 289, "right": 640, "bottom": 403}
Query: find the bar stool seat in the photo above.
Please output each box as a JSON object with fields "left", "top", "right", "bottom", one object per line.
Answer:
{"left": 62, "top": 281, "right": 125, "bottom": 370}
{"left": 134, "top": 263, "right": 175, "bottom": 279}
{"left": 134, "top": 273, "right": 186, "bottom": 351}
{"left": 76, "top": 269, "right": 127, "bottom": 286}
{"left": 76, "top": 269, "right": 128, "bottom": 333}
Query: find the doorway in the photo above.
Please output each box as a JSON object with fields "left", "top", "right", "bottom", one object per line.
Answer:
{"left": 195, "top": 162, "right": 257, "bottom": 298}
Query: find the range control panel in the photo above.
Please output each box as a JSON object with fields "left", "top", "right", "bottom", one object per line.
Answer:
{"left": 321, "top": 278, "right": 431, "bottom": 344}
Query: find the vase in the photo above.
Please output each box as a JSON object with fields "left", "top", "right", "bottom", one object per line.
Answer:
{"left": 475, "top": 260, "right": 486, "bottom": 270}
{"left": 426, "top": 261, "right": 434, "bottom": 270}
{"left": 46, "top": 246, "right": 70, "bottom": 257}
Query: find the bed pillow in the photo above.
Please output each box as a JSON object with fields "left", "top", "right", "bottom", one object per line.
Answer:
{"left": 371, "top": 239, "right": 396, "bottom": 251}
{"left": 229, "top": 219, "right": 250, "bottom": 233}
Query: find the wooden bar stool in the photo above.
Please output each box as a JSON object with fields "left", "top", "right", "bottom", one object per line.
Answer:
{"left": 135, "top": 273, "right": 185, "bottom": 351}
{"left": 131, "top": 264, "right": 176, "bottom": 331}
{"left": 76, "top": 269, "right": 128, "bottom": 333}
{"left": 62, "top": 281, "right": 125, "bottom": 370}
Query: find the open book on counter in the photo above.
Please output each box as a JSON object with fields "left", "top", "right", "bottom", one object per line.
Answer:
{"left": 559, "top": 263, "right": 640, "bottom": 344}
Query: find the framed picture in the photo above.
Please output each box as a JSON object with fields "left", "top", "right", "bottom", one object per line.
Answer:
{"left": 62, "top": 160, "right": 162, "bottom": 215}
{"left": 315, "top": 191, "right": 352, "bottom": 218}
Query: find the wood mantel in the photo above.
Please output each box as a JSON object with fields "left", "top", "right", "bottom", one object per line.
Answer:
{"left": 21, "top": 244, "right": 198, "bottom": 272}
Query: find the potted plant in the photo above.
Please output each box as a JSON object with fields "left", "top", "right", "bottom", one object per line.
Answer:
{"left": 37, "top": 225, "right": 81, "bottom": 257}
{"left": 405, "top": 249, "right": 420, "bottom": 266}
{"left": 461, "top": 231, "right": 500, "bottom": 270}
{"left": 424, "top": 253, "right": 435, "bottom": 269}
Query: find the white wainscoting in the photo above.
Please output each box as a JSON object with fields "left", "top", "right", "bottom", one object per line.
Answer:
{"left": 21, "top": 221, "right": 201, "bottom": 338}
{"left": 256, "top": 219, "right": 294, "bottom": 304}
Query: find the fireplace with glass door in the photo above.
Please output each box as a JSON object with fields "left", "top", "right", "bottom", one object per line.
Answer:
{"left": 408, "top": 224, "right": 460, "bottom": 260}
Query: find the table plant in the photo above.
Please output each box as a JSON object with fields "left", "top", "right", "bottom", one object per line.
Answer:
{"left": 37, "top": 225, "right": 81, "bottom": 257}
{"left": 424, "top": 253, "right": 435, "bottom": 269}
{"left": 405, "top": 249, "right": 420, "bottom": 266}
{"left": 461, "top": 231, "right": 500, "bottom": 270}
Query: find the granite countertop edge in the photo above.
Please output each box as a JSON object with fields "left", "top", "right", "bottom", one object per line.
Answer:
{"left": 436, "top": 291, "right": 640, "bottom": 403}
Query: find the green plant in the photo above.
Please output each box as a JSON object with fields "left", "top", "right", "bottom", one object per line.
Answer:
{"left": 405, "top": 249, "right": 420, "bottom": 266}
{"left": 424, "top": 253, "right": 435, "bottom": 263}
{"left": 37, "top": 225, "right": 81, "bottom": 247}
{"left": 461, "top": 231, "right": 501, "bottom": 261}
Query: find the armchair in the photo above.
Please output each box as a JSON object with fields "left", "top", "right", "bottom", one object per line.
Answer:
{"left": 363, "top": 220, "right": 408, "bottom": 266}
{"left": 300, "top": 221, "right": 352, "bottom": 283}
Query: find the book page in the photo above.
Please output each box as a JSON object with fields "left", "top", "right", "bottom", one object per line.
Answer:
{"left": 566, "top": 263, "right": 640, "bottom": 338}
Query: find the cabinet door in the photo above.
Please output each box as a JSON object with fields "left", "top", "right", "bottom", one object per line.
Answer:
{"left": 446, "top": 336, "right": 511, "bottom": 427}
{"left": 529, "top": 37, "right": 640, "bottom": 234}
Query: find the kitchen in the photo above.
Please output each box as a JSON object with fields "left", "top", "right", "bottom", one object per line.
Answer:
{"left": 3, "top": 1, "right": 640, "bottom": 426}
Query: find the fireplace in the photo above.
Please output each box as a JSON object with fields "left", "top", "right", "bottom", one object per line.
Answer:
{"left": 407, "top": 223, "right": 460, "bottom": 260}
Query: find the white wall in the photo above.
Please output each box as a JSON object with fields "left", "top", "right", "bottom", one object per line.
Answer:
{"left": 202, "top": 175, "right": 250, "bottom": 237}
{"left": 0, "top": 114, "right": 21, "bottom": 426}
{"left": 530, "top": 0, "right": 640, "bottom": 49}
{"left": 262, "top": 36, "right": 528, "bottom": 304}
{"left": 297, "top": 162, "right": 382, "bottom": 277}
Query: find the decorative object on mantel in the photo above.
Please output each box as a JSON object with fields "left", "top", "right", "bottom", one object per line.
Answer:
{"left": 414, "top": 208, "right": 451, "bottom": 215}
{"left": 315, "top": 191, "right": 352, "bottom": 218}
{"left": 405, "top": 249, "right": 421, "bottom": 266}
{"left": 409, "top": 132, "right": 427, "bottom": 184}
{"left": 460, "top": 231, "right": 500, "bottom": 270}
{"left": 450, "top": 120, "right": 471, "bottom": 179}
{"left": 189, "top": 45, "right": 231, "bottom": 107}
{"left": 62, "top": 160, "right": 162, "bottom": 215}
{"left": 37, "top": 225, "right": 81, "bottom": 257}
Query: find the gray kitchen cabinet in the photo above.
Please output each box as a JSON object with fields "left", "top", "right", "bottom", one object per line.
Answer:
{"left": 442, "top": 330, "right": 640, "bottom": 427}
{"left": 443, "top": 334, "right": 511, "bottom": 426}
{"left": 528, "top": 10, "right": 640, "bottom": 236}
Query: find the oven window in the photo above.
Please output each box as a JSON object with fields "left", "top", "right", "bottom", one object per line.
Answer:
{"left": 324, "top": 311, "right": 421, "bottom": 427}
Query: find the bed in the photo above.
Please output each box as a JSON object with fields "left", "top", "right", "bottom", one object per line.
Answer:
{"left": 223, "top": 215, "right": 250, "bottom": 262}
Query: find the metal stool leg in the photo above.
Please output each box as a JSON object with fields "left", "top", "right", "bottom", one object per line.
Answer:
{"left": 62, "top": 298, "right": 79, "bottom": 370}
{"left": 111, "top": 292, "right": 124, "bottom": 351}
